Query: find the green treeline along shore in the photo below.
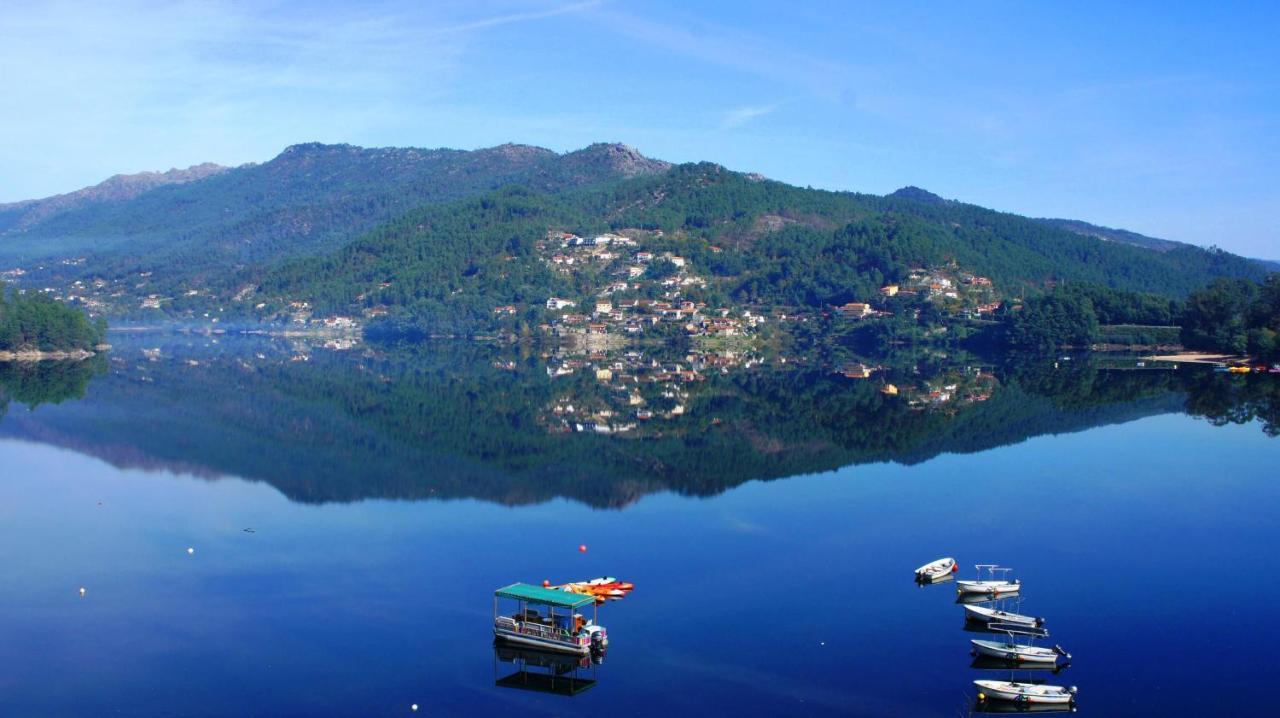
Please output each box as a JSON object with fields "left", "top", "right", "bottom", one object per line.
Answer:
{"left": 0, "top": 287, "right": 107, "bottom": 358}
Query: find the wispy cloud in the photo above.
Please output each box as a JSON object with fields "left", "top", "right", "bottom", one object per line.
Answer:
{"left": 589, "top": 8, "right": 873, "bottom": 103}
{"left": 0, "top": 1, "right": 607, "bottom": 200}
{"left": 426, "top": 0, "right": 604, "bottom": 37}
{"left": 721, "top": 104, "right": 778, "bottom": 129}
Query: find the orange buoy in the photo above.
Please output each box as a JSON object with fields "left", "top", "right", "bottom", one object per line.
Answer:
{"left": 578, "top": 544, "right": 587, "bottom": 553}
{"left": 542, "top": 579, "right": 551, "bottom": 587}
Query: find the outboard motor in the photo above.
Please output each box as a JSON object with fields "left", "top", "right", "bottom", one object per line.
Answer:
{"left": 586, "top": 624, "right": 607, "bottom": 651}
{"left": 1053, "top": 644, "right": 1072, "bottom": 661}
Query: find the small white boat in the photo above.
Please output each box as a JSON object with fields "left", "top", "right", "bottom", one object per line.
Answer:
{"left": 971, "top": 622, "right": 1069, "bottom": 665}
{"left": 914, "top": 557, "right": 957, "bottom": 582}
{"left": 974, "top": 680, "right": 1077, "bottom": 706}
{"left": 970, "top": 639, "right": 1063, "bottom": 664}
{"left": 956, "top": 581, "right": 1019, "bottom": 595}
{"left": 957, "top": 564, "right": 1020, "bottom": 595}
{"left": 965, "top": 604, "right": 1044, "bottom": 627}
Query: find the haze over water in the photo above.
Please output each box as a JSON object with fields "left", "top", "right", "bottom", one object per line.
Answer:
{"left": 1, "top": 334, "right": 1277, "bottom": 716}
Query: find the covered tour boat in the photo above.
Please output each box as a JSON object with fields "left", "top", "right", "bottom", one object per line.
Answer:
{"left": 493, "top": 583, "right": 608, "bottom": 655}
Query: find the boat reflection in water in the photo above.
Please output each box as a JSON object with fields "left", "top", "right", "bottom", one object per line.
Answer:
{"left": 493, "top": 644, "right": 603, "bottom": 696}
{"left": 970, "top": 656, "right": 1070, "bottom": 675}
{"left": 970, "top": 697, "right": 1077, "bottom": 713}
{"left": 916, "top": 573, "right": 955, "bottom": 587}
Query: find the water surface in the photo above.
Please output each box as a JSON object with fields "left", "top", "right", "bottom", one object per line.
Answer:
{"left": 1, "top": 336, "right": 1276, "bottom": 716}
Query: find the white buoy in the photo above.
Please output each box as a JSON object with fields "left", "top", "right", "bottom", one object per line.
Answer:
{"left": 411, "top": 705, "right": 419, "bottom": 712}
{"left": 79, "top": 587, "right": 86, "bottom": 596}
{"left": 187, "top": 547, "right": 195, "bottom": 555}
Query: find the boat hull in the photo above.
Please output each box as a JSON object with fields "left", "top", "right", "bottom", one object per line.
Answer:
{"left": 974, "top": 680, "right": 1075, "bottom": 705}
{"left": 964, "top": 605, "right": 1041, "bottom": 626}
{"left": 957, "top": 580, "right": 1020, "bottom": 595}
{"left": 494, "top": 627, "right": 591, "bottom": 655}
{"left": 971, "top": 639, "right": 1059, "bottom": 664}
{"left": 915, "top": 557, "right": 956, "bottom": 581}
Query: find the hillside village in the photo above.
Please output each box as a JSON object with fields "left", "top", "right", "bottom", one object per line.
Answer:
{"left": 497, "top": 229, "right": 1007, "bottom": 344}
{"left": 516, "top": 229, "right": 763, "bottom": 341}
{"left": 2, "top": 227, "right": 1008, "bottom": 347}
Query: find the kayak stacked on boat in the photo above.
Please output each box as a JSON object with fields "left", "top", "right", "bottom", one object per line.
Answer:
{"left": 551, "top": 576, "right": 636, "bottom": 604}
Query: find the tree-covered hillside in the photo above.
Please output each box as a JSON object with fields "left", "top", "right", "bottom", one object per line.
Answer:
{"left": 253, "top": 162, "right": 1269, "bottom": 332}
{"left": 0, "top": 143, "right": 1270, "bottom": 326}
{"left": 1180, "top": 275, "right": 1280, "bottom": 359}
{"left": 0, "top": 142, "right": 669, "bottom": 280}
{"left": 0, "top": 288, "right": 106, "bottom": 352}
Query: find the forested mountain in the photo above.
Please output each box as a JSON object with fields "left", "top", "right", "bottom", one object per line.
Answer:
{"left": 0, "top": 142, "right": 1270, "bottom": 327}
{"left": 0, "top": 163, "right": 228, "bottom": 234}
{"left": 0, "top": 142, "right": 669, "bottom": 273}
{"left": 1038, "top": 217, "right": 1278, "bottom": 271}
{"left": 255, "top": 162, "right": 1269, "bottom": 331}
{"left": 1036, "top": 217, "right": 1186, "bottom": 252}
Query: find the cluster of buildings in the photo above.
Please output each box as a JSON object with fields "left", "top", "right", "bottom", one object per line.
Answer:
{"left": 531, "top": 230, "right": 759, "bottom": 340}
{"left": 831, "top": 267, "right": 1003, "bottom": 323}
{"left": 908, "top": 268, "right": 1000, "bottom": 313}
{"left": 538, "top": 346, "right": 763, "bottom": 435}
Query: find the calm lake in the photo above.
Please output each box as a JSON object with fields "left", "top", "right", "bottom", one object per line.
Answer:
{"left": 1, "top": 333, "right": 1277, "bottom": 716}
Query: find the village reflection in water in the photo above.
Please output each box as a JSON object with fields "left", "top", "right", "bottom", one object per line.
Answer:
{"left": 1, "top": 331, "right": 1276, "bottom": 509}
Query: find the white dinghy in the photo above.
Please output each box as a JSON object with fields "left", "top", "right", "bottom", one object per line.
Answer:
{"left": 970, "top": 623, "right": 1070, "bottom": 665}
{"left": 957, "top": 564, "right": 1020, "bottom": 595}
{"left": 914, "top": 557, "right": 957, "bottom": 582}
{"left": 974, "top": 680, "right": 1077, "bottom": 706}
{"left": 964, "top": 603, "right": 1044, "bottom": 627}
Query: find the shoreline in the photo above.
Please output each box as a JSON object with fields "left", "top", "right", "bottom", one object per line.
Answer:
{"left": 1142, "top": 351, "right": 1243, "bottom": 364}
{"left": 0, "top": 348, "right": 99, "bottom": 362}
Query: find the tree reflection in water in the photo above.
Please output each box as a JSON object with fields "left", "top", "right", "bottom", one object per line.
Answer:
{"left": 0, "top": 337, "right": 1274, "bottom": 504}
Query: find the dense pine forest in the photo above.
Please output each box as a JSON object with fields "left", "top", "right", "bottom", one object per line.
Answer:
{"left": 0, "top": 288, "right": 106, "bottom": 352}
{"left": 1180, "top": 275, "right": 1280, "bottom": 359}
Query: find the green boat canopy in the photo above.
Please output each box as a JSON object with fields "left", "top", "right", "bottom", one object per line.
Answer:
{"left": 495, "top": 583, "right": 596, "bottom": 609}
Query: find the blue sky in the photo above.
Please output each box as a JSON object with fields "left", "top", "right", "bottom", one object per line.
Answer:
{"left": 2, "top": 1, "right": 1277, "bottom": 256}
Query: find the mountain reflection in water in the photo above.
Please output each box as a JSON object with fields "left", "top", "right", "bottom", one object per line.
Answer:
{"left": 0, "top": 333, "right": 1276, "bottom": 508}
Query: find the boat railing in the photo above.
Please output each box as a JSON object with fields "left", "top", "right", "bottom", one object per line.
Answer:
{"left": 989, "top": 622, "right": 1049, "bottom": 638}
{"left": 495, "top": 615, "right": 583, "bottom": 645}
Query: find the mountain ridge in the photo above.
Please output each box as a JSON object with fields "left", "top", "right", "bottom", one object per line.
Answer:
{"left": 0, "top": 141, "right": 673, "bottom": 273}
{"left": 0, "top": 142, "right": 1271, "bottom": 323}
{"left": 0, "top": 162, "right": 229, "bottom": 233}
